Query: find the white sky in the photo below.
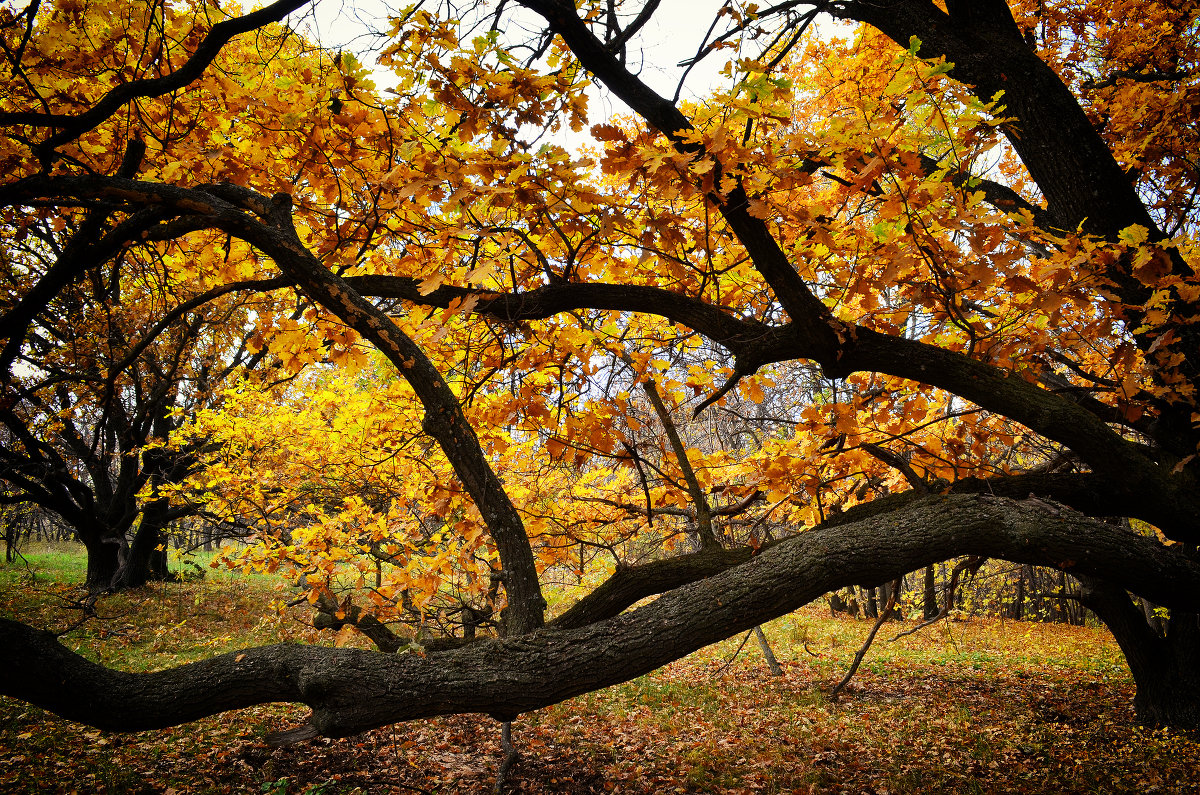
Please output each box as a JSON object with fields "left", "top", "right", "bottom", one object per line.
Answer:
{"left": 288, "top": 0, "right": 749, "bottom": 146}
{"left": 291, "top": 0, "right": 737, "bottom": 88}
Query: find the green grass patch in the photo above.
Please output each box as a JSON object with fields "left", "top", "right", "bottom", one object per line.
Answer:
{"left": 0, "top": 541, "right": 89, "bottom": 586}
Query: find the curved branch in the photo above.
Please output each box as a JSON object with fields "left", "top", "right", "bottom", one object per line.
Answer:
{"left": 344, "top": 275, "right": 764, "bottom": 352}
{"left": 0, "top": 0, "right": 312, "bottom": 164}
{"left": 106, "top": 276, "right": 291, "bottom": 376}
{"left": 554, "top": 469, "right": 1156, "bottom": 633}
{"left": 550, "top": 545, "right": 754, "bottom": 630}
{"left": 355, "top": 272, "right": 1199, "bottom": 539}
{"left": 915, "top": 153, "right": 1054, "bottom": 230}
{"left": 3, "top": 493, "right": 1198, "bottom": 738}
{"left": 0, "top": 139, "right": 152, "bottom": 374}
{"left": 516, "top": 0, "right": 843, "bottom": 365}
{"left": 0, "top": 174, "right": 548, "bottom": 634}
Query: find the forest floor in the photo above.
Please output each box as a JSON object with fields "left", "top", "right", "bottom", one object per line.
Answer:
{"left": 2, "top": 544, "right": 1200, "bottom": 793}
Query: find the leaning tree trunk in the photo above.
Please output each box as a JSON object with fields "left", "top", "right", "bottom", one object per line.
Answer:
{"left": 117, "top": 500, "right": 173, "bottom": 589}
{"left": 1079, "top": 576, "right": 1200, "bottom": 730}
{"left": 5, "top": 494, "right": 1200, "bottom": 736}
{"left": 3, "top": 515, "right": 21, "bottom": 563}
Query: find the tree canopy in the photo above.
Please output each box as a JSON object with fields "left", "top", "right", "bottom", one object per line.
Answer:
{"left": 2, "top": 0, "right": 1200, "bottom": 741}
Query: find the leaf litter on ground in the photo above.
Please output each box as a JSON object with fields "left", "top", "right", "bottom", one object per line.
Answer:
{"left": 2, "top": 563, "right": 1200, "bottom": 793}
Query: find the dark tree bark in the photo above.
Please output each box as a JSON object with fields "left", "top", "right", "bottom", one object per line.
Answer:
{"left": 3, "top": 520, "right": 15, "bottom": 564}
{"left": 1079, "top": 577, "right": 1200, "bottom": 730}
{"left": 83, "top": 534, "right": 121, "bottom": 593}
{"left": 115, "top": 501, "right": 173, "bottom": 589}
{"left": 1012, "top": 566, "right": 1027, "bottom": 621}
{"left": 864, "top": 586, "right": 879, "bottom": 619}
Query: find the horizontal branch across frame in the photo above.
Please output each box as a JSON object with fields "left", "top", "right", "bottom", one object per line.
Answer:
{"left": 4, "top": 494, "right": 1198, "bottom": 738}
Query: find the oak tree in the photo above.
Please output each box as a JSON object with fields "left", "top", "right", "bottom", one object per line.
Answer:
{"left": 3, "top": 0, "right": 1200, "bottom": 748}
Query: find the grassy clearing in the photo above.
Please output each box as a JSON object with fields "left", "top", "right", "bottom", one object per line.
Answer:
{"left": 1, "top": 547, "right": 1199, "bottom": 793}
{"left": 1, "top": 541, "right": 90, "bottom": 586}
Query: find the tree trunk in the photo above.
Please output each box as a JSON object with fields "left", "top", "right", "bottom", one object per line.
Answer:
{"left": 1140, "top": 597, "right": 1167, "bottom": 636}
{"left": 81, "top": 516, "right": 169, "bottom": 593}
{"left": 84, "top": 538, "right": 120, "bottom": 593}
{"left": 1012, "top": 566, "right": 1026, "bottom": 621}
{"left": 864, "top": 586, "right": 879, "bottom": 619}
{"left": 1079, "top": 577, "right": 1200, "bottom": 730}
{"left": 923, "top": 565, "right": 937, "bottom": 620}
{"left": 117, "top": 502, "right": 173, "bottom": 588}
{"left": 1137, "top": 614, "right": 1200, "bottom": 729}
{"left": 4, "top": 516, "right": 19, "bottom": 563}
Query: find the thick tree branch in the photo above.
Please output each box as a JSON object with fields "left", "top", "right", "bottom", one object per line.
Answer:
{"left": 247, "top": 198, "right": 547, "bottom": 634}
{"left": 549, "top": 545, "right": 754, "bottom": 630}
{"left": 344, "top": 275, "right": 764, "bottom": 354}
{"left": 516, "top": 0, "right": 845, "bottom": 369}
{"left": 915, "top": 153, "right": 1054, "bottom": 230}
{"left": 353, "top": 271, "right": 1199, "bottom": 539}
{"left": 4, "top": 494, "right": 1199, "bottom": 738}
{"left": 555, "top": 470, "right": 1146, "bottom": 632}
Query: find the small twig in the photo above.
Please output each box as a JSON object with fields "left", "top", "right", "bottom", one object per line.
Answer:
{"left": 692, "top": 360, "right": 752, "bottom": 418}
{"left": 494, "top": 720, "right": 519, "bottom": 792}
{"left": 713, "top": 629, "right": 754, "bottom": 676}
{"left": 265, "top": 723, "right": 319, "bottom": 746}
{"left": 831, "top": 579, "right": 900, "bottom": 700}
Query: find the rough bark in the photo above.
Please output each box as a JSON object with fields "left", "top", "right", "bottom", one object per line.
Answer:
{"left": 549, "top": 546, "right": 754, "bottom": 630}
{"left": 1079, "top": 577, "right": 1200, "bottom": 730}
{"left": 753, "top": 625, "right": 783, "bottom": 676}
{"left": 6, "top": 494, "right": 1200, "bottom": 736}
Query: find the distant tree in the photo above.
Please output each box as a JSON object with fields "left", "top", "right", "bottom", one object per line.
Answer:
{"left": 0, "top": 164, "right": 287, "bottom": 590}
